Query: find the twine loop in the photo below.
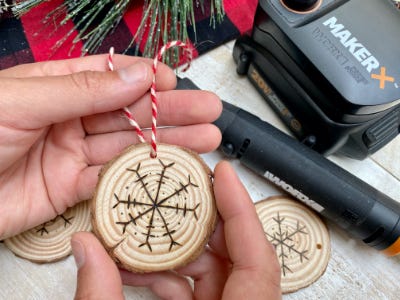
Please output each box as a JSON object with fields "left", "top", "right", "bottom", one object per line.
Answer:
{"left": 108, "top": 41, "right": 192, "bottom": 158}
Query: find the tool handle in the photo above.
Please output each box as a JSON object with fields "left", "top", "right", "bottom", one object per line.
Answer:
{"left": 176, "top": 77, "right": 400, "bottom": 251}
{"left": 217, "top": 100, "right": 400, "bottom": 250}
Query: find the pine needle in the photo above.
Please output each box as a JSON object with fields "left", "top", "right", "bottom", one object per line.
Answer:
{"left": 10, "top": 0, "right": 225, "bottom": 66}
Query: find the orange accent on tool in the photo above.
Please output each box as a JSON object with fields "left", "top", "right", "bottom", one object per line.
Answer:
{"left": 382, "top": 237, "right": 400, "bottom": 256}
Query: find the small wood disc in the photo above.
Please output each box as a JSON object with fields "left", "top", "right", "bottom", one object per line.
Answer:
{"left": 4, "top": 200, "right": 91, "bottom": 263}
{"left": 255, "top": 195, "right": 330, "bottom": 293}
{"left": 92, "top": 143, "right": 217, "bottom": 272}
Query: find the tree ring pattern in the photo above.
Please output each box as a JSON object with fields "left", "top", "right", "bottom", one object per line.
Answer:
{"left": 92, "top": 143, "right": 216, "bottom": 272}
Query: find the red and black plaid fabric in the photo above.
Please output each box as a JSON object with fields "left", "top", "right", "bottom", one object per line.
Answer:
{"left": 0, "top": 0, "right": 258, "bottom": 70}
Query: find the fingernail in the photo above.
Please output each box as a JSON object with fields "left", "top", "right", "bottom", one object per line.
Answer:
{"left": 118, "top": 62, "right": 149, "bottom": 83}
{"left": 71, "top": 239, "right": 85, "bottom": 269}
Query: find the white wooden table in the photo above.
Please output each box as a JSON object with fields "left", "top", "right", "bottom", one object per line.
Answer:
{"left": 1, "top": 41, "right": 399, "bottom": 299}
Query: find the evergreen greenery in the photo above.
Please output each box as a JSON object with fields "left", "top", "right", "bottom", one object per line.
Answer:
{"left": 8, "top": 0, "right": 224, "bottom": 63}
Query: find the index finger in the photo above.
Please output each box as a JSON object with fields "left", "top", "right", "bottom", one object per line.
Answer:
{"left": 0, "top": 54, "right": 177, "bottom": 91}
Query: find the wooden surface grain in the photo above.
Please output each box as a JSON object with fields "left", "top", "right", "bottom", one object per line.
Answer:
{"left": 1, "top": 41, "right": 399, "bottom": 299}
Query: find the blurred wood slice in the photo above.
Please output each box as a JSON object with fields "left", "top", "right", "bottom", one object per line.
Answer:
{"left": 255, "top": 195, "right": 331, "bottom": 293}
{"left": 4, "top": 200, "right": 91, "bottom": 263}
{"left": 92, "top": 143, "right": 217, "bottom": 273}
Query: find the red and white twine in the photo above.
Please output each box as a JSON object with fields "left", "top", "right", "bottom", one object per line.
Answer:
{"left": 108, "top": 47, "right": 146, "bottom": 144}
{"left": 108, "top": 41, "right": 192, "bottom": 158}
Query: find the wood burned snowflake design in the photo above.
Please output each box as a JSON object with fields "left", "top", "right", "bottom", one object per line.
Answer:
{"left": 266, "top": 212, "right": 309, "bottom": 277}
{"left": 114, "top": 160, "right": 200, "bottom": 252}
{"left": 35, "top": 214, "right": 74, "bottom": 236}
{"left": 255, "top": 196, "right": 330, "bottom": 294}
{"left": 4, "top": 201, "right": 91, "bottom": 263}
{"left": 92, "top": 143, "right": 216, "bottom": 272}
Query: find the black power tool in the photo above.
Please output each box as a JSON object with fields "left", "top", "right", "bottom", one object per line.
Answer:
{"left": 233, "top": 0, "right": 400, "bottom": 159}
{"left": 177, "top": 76, "right": 400, "bottom": 256}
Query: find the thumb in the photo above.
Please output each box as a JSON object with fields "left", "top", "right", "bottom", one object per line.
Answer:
{"left": 71, "top": 232, "right": 124, "bottom": 300}
{"left": 1, "top": 61, "right": 153, "bottom": 129}
{"left": 213, "top": 161, "right": 282, "bottom": 299}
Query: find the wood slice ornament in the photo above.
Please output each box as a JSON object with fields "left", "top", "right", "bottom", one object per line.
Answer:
{"left": 255, "top": 195, "right": 331, "bottom": 293}
{"left": 95, "top": 42, "right": 216, "bottom": 271}
{"left": 4, "top": 201, "right": 91, "bottom": 263}
{"left": 93, "top": 42, "right": 216, "bottom": 272}
{"left": 92, "top": 143, "right": 216, "bottom": 272}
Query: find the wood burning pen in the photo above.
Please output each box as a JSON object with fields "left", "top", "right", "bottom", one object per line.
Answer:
{"left": 177, "top": 77, "right": 400, "bottom": 255}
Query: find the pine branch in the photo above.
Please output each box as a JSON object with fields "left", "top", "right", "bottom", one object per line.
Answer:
{"left": 11, "top": 0, "right": 226, "bottom": 66}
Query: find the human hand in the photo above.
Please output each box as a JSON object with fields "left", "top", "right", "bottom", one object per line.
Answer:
{"left": 0, "top": 55, "right": 221, "bottom": 239}
{"left": 72, "top": 161, "right": 282, "bottom": 300}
